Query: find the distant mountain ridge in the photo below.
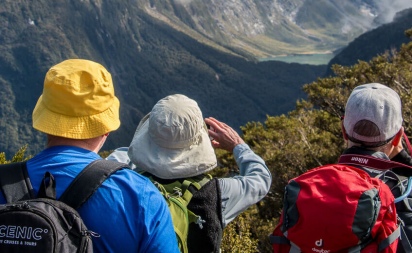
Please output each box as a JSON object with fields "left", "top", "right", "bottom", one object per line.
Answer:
{"left": 0, "top": 0, "right": 410, "bottom": 158}
{"left": 142, "top": 0, "right": 412, "bottom": 58}
{"left": 326, "top": 8, "right": 412, "bottom": 75}
{"left": 0, "top": 0, "right": 326, "bottom": 157}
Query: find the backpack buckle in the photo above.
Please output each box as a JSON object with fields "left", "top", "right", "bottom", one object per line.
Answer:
{"left": 172, "top": 187, "right": 183, "bottom": 197}
{"left": 195, "top": 216, "right": 206, "bottom": 229}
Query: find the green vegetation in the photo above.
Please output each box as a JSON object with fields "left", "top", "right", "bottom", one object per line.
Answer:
{"left": 2, "top": 29, "right": 412, "bottom": 253}
{"left": 326, "top": 8, "right": 412, "bottom": 76}
{"left": 2, "top": 0, "right": 412, "bottom": 251}
{"left": 0, "top": 0, "right": 326, "bottom": 158}
{"left": 0, "top": 145, "right": 31, "bottom": 164}
{"left": 3, "top": 29, "right": 412, "bottom": 252}
{"left": 215, "top": 29, "right": 412, "bottom": 252}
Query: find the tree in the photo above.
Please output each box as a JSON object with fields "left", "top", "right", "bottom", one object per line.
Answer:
{"left": 218, "top": 34, "right": 412, "bottom": 252}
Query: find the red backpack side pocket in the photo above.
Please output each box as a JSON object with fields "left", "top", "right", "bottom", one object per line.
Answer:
{"left": 270, "top": 164, "right": 399, "bottom": 253}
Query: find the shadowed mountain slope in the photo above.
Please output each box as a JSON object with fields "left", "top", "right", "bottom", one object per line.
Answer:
{"left": 0, "top": 0, "right": 326, "bottom": 156}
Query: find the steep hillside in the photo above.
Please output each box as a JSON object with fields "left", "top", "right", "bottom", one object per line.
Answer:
{"left": 140, "top": 0, "right": 412, "bottom": 58}
{"left": 326, "top": 8, "right": 412, "bottom": 76}
{"left": 0, "top": 0, "right": 325, "bottom": 157}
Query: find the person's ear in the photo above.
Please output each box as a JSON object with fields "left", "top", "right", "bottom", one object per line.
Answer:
{"left": 392, "top": 127, "right": 404, "bottom": 146}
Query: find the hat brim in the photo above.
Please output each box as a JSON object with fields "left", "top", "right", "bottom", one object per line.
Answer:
{"left": 128, "top": 116, "right": 217, "bottom": 179}
{"left": 32, "top": 95, "right": 120, "bottom": 139}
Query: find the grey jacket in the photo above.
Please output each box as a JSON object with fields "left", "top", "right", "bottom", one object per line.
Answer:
{"left": 106, "top": 143, "right": 272, "bottom": 227}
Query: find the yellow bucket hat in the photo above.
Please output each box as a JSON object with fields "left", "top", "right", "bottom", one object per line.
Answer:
{"left": 32, "top": 59, "right": 120, "bottom": 139}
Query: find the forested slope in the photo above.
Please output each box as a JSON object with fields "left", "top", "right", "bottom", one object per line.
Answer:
{"left": 326, "top": 8, "right": 412, "bottom": 76}
{"left": 7, "top": 31, "right": 411, "bottom": 252}
{"left": 0, "top": 0, "right": 325, "bottom": 157}
{"left": 6, "top": 29, "right": 412, "bottom": 253}
{"left": 220, "top": 30, "right": 412, "bottom": 252}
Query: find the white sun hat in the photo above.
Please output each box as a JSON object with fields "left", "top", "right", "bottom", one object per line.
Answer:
{"left": 128, "top": 94, "right": 217, "bottom": 179}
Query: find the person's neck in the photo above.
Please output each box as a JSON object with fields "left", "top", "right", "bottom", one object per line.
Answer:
{"left": 46, "top": 135, "right": 106, "bottom": 153}
{"left": 347, "top": 141, "right": 392, "bottom": 157}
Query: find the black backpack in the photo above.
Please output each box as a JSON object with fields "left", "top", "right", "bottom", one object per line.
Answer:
{"left": 0, "top": 159, "right": 126, "bottom": 253}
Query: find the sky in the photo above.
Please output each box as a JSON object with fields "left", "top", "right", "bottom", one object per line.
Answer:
{"left": 376, "top": 0, "right": 412, "bottom": 23}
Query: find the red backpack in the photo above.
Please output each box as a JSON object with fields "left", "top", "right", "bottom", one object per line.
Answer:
{"left": 270, "top": 164, "right": 399, "bottom": 253}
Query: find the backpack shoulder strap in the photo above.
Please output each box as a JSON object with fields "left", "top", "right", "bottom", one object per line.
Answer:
{"left": 399, "top": 223, "right": 412, "bottom": 252}
{"left": 59, "top": 159, "right": 129, "bottom": 209}
{"left": 0, "top": 161, "right": 34, "bottom": 202}
{"left": 378, "top": 170, "right": 412, "bottom": 203}
{"left": 141, "top": 172, "right": 211, "bottom": 228}
{"left": 179, "top": 175, "right": 211, "bottom": 228}
{"left": 139, "top": 172, "right": 212, "bottom": 203}
{"left": 338, "top": 154, "right": 412, "bottom": 171}
{"left": 339, "top": 154, "right": 412, "bottom": 203}
{"left": 179, "top": 174, "right": 212, "bottom": 203}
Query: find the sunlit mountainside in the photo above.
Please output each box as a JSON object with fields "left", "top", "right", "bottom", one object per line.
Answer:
{"left": 0, "top": 0, "right": 411, "bottom": 157}
{"left": 326, "top": 8, "right": 412, "bottom": 75}
{"left": 142, "top": 0, "right": 412, "bottom": 59}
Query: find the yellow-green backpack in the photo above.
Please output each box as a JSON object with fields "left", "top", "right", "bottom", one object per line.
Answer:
{"left": 144, "top": 173, "right": 212, "bottom": 253}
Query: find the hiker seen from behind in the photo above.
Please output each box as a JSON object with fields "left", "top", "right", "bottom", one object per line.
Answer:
{"left": 270, "top": 83, "right": 410, "bottom": 253}
{"left": 339, "top": 83, "right": 412, "bottom": 253}
{"left": 0, "top": 59, "right": 179, "bottom": 253}
{"left": 107, "top": 94, "right": 272, "bottom": 253}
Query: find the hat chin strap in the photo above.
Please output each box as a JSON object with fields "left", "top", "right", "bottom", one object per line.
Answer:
{"left": 401, "top": 131, "right": 412, "bottom": 154}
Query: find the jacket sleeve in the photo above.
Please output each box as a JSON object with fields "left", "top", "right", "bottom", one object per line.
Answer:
{"left": 106, "top": 147, "right": 137, "bottom": 170}
{"left": 218, "top": 143, "right": 271, "bottom": 227}
{"left": 391, "top": 149, "right": 412, "bottom": 166}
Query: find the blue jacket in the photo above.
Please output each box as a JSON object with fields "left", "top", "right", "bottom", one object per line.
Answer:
{"left": 0, "top": 145, "right": 180, "bottom": 253}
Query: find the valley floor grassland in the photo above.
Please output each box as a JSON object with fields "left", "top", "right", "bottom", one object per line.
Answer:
{"left": 260, "top": 52, "right": 335, "bottom": 65}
